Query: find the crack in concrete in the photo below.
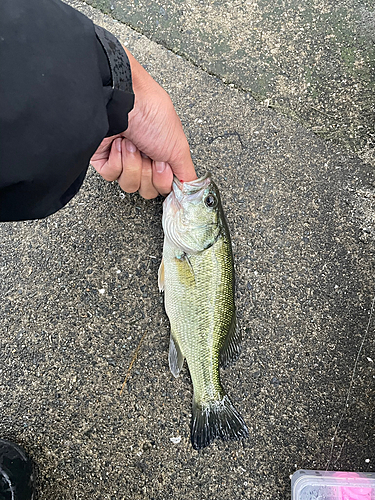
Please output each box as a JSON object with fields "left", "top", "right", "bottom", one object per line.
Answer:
{"left": 208, "top": 131, "right": 246, "bottom": 150}
{"left": 79, "top": 2, "right": 265, "bottom": 94}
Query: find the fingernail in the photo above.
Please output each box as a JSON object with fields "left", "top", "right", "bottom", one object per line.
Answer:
{"left": 115, "top": 138, "right": 122, "bottom": 152}
{"left": 155, "top": 161, "right": 166, "bottom": 173}
{"left": 125, "top": 139, "right": 137, "bottom": 153}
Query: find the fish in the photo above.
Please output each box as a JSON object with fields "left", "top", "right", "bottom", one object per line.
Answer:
{"left": 158, "top": 173, "right": 248, "bottom": 450}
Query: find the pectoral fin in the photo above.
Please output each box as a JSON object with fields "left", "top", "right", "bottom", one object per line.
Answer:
{"left": 184, "top": 255, "right": 195, "bottom": 282}
{"left": 169, "top": 334, "right": 185, "bottom": 378}
{"left": 220, "top": 313, "right": 242, "bottom": 368}
{"left": 175, "top": 253, "right": 195, "bottom": 287}
{"left": 158, "top": 258, "right": 165, "bottom": 292}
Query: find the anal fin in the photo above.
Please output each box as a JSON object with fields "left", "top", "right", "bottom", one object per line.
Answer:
{"left": 169, "top": 334, "right": 184, "bottom": 378}
{"left": 220, "top": 313, "right": 242, "bottom": 368}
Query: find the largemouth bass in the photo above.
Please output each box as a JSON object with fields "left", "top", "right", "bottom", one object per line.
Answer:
{"left": 158, "top": 173, "right": 248, "bottom": 449}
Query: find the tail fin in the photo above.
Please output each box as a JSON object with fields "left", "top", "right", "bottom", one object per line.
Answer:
{"left": 191, "top": 394, "right": 248, "bottom": 450}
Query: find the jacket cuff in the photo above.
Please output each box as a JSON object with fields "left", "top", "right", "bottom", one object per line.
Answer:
{"left": 95, "top": 25, "right": 134, "bottom": 136}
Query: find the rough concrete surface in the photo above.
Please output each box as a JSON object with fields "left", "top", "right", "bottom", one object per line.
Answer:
{"left": 85, "top": 0, "right": 375, "bottom": 167}
{"left": 1, "top": 1, "right": 375, "bottom": 499}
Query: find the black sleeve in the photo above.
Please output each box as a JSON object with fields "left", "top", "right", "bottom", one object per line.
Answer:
{"left": 0, "top": 0, "right": 134, "bottom": 222}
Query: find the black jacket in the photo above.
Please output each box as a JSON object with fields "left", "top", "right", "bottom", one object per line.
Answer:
{"left": 0, "top": 0, "right": 134, "bottom": 221}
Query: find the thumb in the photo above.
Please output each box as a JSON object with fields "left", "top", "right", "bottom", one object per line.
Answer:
{"left": 168, "top": 143, "right": 197, "bottom": 183}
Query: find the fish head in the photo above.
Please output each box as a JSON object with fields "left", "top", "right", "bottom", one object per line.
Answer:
{"left": 162, "top": 173, "right": 223, "bottom": 254}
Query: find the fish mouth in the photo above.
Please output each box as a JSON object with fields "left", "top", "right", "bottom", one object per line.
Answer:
{"left": 173, "top": 173, "right": 212, "bottom": 195}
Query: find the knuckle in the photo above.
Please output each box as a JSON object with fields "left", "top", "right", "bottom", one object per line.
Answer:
{"left": 108, "top": 166, "right": 122, "bottom": 179}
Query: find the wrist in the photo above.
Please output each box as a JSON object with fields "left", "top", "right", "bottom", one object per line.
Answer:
{"left": 123, "top": 48, "right": 156, "bottom": 97}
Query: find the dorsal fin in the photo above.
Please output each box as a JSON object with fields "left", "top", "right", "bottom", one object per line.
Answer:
{"left": 220, "top": 313, "right": 242, "bottom": 368}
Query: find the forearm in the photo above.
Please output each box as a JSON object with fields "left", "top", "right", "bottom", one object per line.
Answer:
{"left": 0, "top": 0, "right": 133, "bottom": 221}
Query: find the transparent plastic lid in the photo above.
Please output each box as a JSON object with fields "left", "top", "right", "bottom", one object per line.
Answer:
{"left": 292, "top": 470, "right": 375, "bottom": 500}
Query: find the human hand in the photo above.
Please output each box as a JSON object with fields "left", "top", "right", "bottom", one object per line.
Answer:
{"left": 91, "top": 49, "right": 196, "bottom": 199}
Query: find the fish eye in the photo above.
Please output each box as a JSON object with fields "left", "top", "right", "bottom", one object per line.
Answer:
{"left": 204, "top": 194, "right": 217, "bottom": 208}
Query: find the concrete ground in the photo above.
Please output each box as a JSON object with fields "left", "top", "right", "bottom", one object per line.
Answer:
{"left": 1, "top": 1, "right": 374, "bottom": 499}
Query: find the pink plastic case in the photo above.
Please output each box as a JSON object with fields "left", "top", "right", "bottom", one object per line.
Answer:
{"left": 292, "top": 470, "right": 375, "bottom": 500}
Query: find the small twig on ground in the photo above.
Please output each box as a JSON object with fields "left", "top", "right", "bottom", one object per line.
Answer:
{"left": 119, "top": 331, "right": 147, "bottom": 396}
{"left": 310, "top": 106, "right": 336, "bottom": 120}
